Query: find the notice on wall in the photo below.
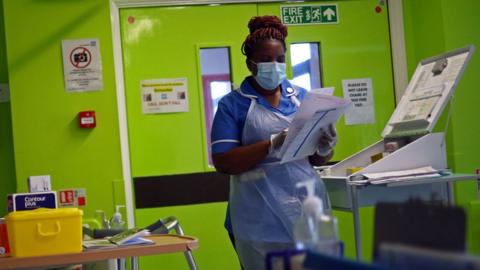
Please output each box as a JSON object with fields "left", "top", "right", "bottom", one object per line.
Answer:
{"left": 141, "top": 78, "right": 189, "bottom": 114}
{"left": 62, "top": 39, "right": 103, "bottom": 92}
{"left": 0, "top": 84, "right": 9, "bottom": 103}
{"left": 342, "top": 78, "right": 376, "bottom": 125}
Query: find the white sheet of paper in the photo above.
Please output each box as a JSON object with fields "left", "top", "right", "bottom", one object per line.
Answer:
{"left": 414, "top": 53, "right": 467, "bottom": 90}
{"left": 396, "top": 53, "right": 468, "bottom": 123}
{"left": 362, "top": 166, "right": 438, "bottom": 180}
{"left": 369, "top": 173, "right": 441, "bottom": 185}
{"left": 279, "top": 92, "right": 350, "bottom": 163}
{"left": 311, "top": 87, "right": 334, "bottom": 95}
{"left": 363, "top": 166, "right": 442, "bottom": 185}
{"left": 342, "top": 78, "right": 375, "bottom": 125}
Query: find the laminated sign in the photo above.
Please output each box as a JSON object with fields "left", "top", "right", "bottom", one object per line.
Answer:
{"left": 141, "top": 78, "right": 189, "bottom": 114}
{"left": 62, "top": 39, "right": 103, "bottom": 92}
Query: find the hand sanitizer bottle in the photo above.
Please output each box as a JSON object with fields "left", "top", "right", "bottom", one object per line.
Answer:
{"left": 110, "top": 205, "right": 126, "bottom": 230}
{"left": 294, "top": 181, "right": 340, "bottom": 256}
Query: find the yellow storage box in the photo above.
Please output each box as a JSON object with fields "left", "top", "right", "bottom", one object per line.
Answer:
{"left": 6, "top": 208, "right": 83, "bottom": 257}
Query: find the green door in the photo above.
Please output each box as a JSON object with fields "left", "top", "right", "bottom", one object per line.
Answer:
{"left": 120, "top": 4, "right": 256, "bottom": 269}
{"left": 121, "top": 5, "right": 255, "bottom": 177}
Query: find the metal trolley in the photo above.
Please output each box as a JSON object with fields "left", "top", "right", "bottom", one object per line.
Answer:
{"left": 120, "top": 216, "right": 198, "bottom": 270}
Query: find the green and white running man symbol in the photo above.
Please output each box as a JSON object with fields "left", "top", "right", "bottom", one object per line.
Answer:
{"left": 281, "top": 4, "right": 339, "bottom": 25}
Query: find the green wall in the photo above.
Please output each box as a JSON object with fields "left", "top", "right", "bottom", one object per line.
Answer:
{"left": 3, "top": 0, "right": 123, "bottom": 220}
{"left": 403, "top": 0, "right": 480, "bottom": 253}
{"left": 0, "top": 0, "right": 15, "bottom": 217}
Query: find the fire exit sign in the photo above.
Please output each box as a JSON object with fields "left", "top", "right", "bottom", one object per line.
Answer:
{"left": 281, "top": 4, "right": 339, "bottom": 25}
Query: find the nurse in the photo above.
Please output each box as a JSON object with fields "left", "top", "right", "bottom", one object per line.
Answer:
{"left": 211, "top": 15, "right": 336, "bottom": 270}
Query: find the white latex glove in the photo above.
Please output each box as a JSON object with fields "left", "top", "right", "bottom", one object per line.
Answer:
{"left": 269, "top": 128, "right": 288, "bottom": 153}
{"left": 316, "top": 124, "right": 337, "bottom": 156}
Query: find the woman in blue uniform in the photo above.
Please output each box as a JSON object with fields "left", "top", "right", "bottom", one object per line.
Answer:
{"left": 211, "top": 15, "right": 336, "bottom": 270}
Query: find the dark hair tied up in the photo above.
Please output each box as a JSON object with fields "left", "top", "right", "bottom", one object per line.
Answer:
{"left": 241, "top": 15, "right": 288, "bottom": 58}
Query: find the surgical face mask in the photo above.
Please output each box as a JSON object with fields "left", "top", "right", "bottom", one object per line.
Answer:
{"left": 252, "top": 61, "right": 287, "bottom": 91}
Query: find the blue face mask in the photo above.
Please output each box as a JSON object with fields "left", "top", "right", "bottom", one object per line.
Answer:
{"left": 252, "top": 61, "right": 287, "bottom": 91}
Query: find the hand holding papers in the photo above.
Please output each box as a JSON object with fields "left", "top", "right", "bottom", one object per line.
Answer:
{"left": 279, "top": 91, "right": 350, "bottom": 163}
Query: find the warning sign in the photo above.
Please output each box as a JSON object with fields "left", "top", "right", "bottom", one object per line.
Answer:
{"left": 58, "top": 188, "right": 87, "bottom": 207}
{"left": 62, "top": 39, "right": 103, "bottom": 92}
{"left": 69, "top": 47, "right": 92, "bottom": 68}
{"left": 342, "top": 78, "right": 376, "bottom": 125}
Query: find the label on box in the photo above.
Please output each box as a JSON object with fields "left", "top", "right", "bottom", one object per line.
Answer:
{"left": 80, "top": 117, "right": 94, "bottom": 125}
{"left": 59, "top": 188, "right": 86, "bottom": 207}
{"left": 8, "top": 192, "right": 57, "bottom": 212}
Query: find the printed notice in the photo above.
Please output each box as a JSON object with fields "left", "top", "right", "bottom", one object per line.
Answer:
{"left": 62, "top": 39, "right": 103, "bottom": 92}
{"left": 141, "top": 78, "right": 189, "bottom": 114}
{"left": 342, "top": 78, "right": 375, "bottom": 125}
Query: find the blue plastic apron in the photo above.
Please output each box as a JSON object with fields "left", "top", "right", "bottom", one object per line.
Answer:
{"left": 229, "top": 85, "right": 330, "bottom": 269}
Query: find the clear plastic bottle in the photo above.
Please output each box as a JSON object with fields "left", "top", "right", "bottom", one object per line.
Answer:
{"left": 294, "top": 181, "right": 340, "bottom": 256}
{"left": 110, "top": 205, "right": 126, "bottom": 230}
{"left": 315, "top": 210, "right": 339, "bottom": 256}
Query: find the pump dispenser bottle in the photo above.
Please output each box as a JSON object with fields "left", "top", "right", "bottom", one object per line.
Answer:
{"left": 110, "top": 205, "right": 126, "bottom": 230}
{"left": 294, "top": 181, "right": 339, "bottom": 256}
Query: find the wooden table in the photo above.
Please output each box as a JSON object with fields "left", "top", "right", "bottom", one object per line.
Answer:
{"left": 0, "top": 235, "right": 198, "bottom": 270}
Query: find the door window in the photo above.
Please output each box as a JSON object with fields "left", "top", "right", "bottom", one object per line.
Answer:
{"left": 199, "top": 47, "right": 232, "bottom": 165}
{"left": 290, "top": 42, "right": 322, "bottom": 90}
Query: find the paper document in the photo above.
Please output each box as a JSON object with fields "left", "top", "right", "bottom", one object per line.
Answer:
{"left": 349, "top": 166, "right": 443, "bottom": 185}
{"left": 311, "top": 87, "right": 334, "bottom": 95}
{"left": 394, "top": 52, "right": 469, "bottom": 124}
{"left": 342, "top": 78, "right": 376, "bottom": 125}
{"left": 83, "top": 228, "right": 153, "bottom": 249}
{"left": 279, "top": 92, "right": 350, "bottom": 163}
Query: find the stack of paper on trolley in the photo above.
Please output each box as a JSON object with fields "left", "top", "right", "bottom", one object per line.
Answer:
{"left": 349, "top": 166, "right": 444, "bottom": 185}
{"left": 279, "top": 90, "right": 350, "bottom": 163}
